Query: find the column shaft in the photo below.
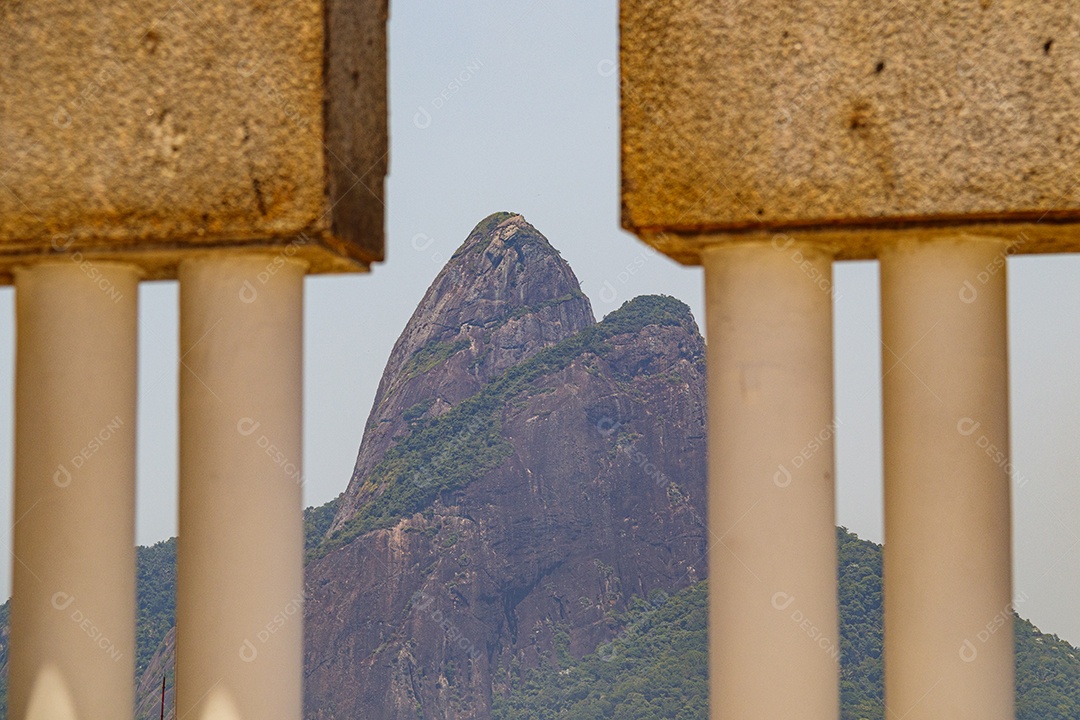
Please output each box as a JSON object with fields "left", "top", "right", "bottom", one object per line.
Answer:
{"left": 177, "top": 256, "right": 306, "bottom": 720}
{"left": 704, "top": 241, "right": 838, "bottom": 719}
{"left": 881, "top": 237, "right": 1014, "bottom": 720}
{"left": 11, "top": 261, "right": 139, "bottom": 719}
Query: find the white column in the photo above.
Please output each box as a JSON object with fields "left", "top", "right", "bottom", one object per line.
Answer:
{"left": 176, "top": 256, "right": 306, "bottom": 720}
{"left": 881, "top": 237, "right": 1014, "bottom": 720}
{"left": 703, "top": 241, "right": 838, "bottom": 719}
{"left": 10, "top": 261, "right": 140, "bottom": 720}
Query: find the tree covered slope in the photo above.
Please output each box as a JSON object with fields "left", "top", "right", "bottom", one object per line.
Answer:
{"left": 492, "top": 528, "right": 1080, "bottom": 720}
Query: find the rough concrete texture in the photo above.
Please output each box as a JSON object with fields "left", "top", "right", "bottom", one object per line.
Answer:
{"left": 0, "top": 0, "right": 387, "bottom": 281}
{"left": 621, "top": 0, "right": 1080, "bottom": 261}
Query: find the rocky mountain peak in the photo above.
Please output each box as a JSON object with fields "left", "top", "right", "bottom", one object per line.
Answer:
{"left": 399, "top": 211, "right": 594, "bottom": 362}
{"left": 304, "top": 258, "right": 710, "bottom": 719}
{"left": 329, "top": 213, "right": 595, "bottom": 533}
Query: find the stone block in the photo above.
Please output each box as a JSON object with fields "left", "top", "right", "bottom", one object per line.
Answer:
{"left": 0, "top": 0, "right": 387, "bottom": 280}
{"left": 621, "top": 0, "right": 1080, "bottom": 261}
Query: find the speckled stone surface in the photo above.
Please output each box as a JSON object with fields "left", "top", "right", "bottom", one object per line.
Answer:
{"left": 0, "top": 0, "right": 386, "bottom": 280}
{"left": 621, "top": 0, "right": 1080, "bottom": 261}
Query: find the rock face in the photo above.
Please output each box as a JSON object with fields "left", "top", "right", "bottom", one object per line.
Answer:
{"left": 329, "top": 212, "right": 596, "bottom": 535}
{"left": 304, "top": 213, "right": 708, "bottom": 719}
{"left": 134, "top": 628, "right": 174, "bottom": 720}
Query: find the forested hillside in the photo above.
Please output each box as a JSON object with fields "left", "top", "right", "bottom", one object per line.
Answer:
{"left": 493, "top": 528, "right": 1080, "bottom": 720}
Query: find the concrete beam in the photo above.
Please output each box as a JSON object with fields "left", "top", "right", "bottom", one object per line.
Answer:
{"left": 621, "top": 0, "right": 1080, "bottom": 261}
{"left": 0, "top": 0, "right": 387, "bottom": 281}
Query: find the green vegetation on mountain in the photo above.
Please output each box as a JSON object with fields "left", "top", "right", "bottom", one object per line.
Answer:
{"left": 304, "top": 495, "right": 342, "bottom": 561}
{"left": 492, "top": 581, "right": 708, "bottom": 720}
{"left": 1016, "top": 616, "right": 1080, "bottom": 718}
{"left": 493, "top": 528, "right": 1080, "bottom": 720}
{"left": 402, "top": 338, "right": 471, "bottom": 381}
{"left": 135, "top": 539, "right": 176, "bottom": 680}
{"left": 837, "top": 528, "right": 883, "bottom": 718}
{"left": 316, "top": 295, "right": 698, "bottom": 559}
{"left": 453, "top": 212, "right": 516, "bottom": 257}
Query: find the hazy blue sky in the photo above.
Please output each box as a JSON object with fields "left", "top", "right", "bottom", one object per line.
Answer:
{"left": 1, "top": 0, "right": 1079, "bottom": 645}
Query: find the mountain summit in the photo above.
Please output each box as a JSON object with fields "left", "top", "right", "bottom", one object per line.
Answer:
{"left": 304, "top": 215, "right": 708, "bottom": 718}
{"left": 328, "top": 212, "right": 595, "bottom": 534}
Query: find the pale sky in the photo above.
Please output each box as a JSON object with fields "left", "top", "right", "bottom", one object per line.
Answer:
{"left": 1, "top": 0, "right": 1079, "bottom": 645}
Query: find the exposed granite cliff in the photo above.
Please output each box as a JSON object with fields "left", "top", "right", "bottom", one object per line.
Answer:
{"left": 303, "top": 213, "right": 708, "bottom": 718}
{"left": 134, "top": 628, "right": 174, "bottom": 720}
{"left": 328, "top": 212, "right": 596, "bottom": 537}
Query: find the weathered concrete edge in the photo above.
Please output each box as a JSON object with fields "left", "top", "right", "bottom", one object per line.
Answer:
{"left": 0, "top": 232, "right": 372, "bottom": 285}
{"left": 0, "top": 0, "right": 389, "bottom": 277}
{"left": 634, "top": 219, "right": 1080, "bottom": 265}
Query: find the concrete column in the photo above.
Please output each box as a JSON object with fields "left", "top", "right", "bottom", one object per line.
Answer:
{"left": 881, "top": 237, "right": 1014, "bottom": 720}
{"left": 10, "top": 261, "right": 140, "bottom": 720}
{"left": 177, "top": 256, "right": 306, "bottom": 720}
{"left": 703, "top": 241, "right": 838, "bottom": 719}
